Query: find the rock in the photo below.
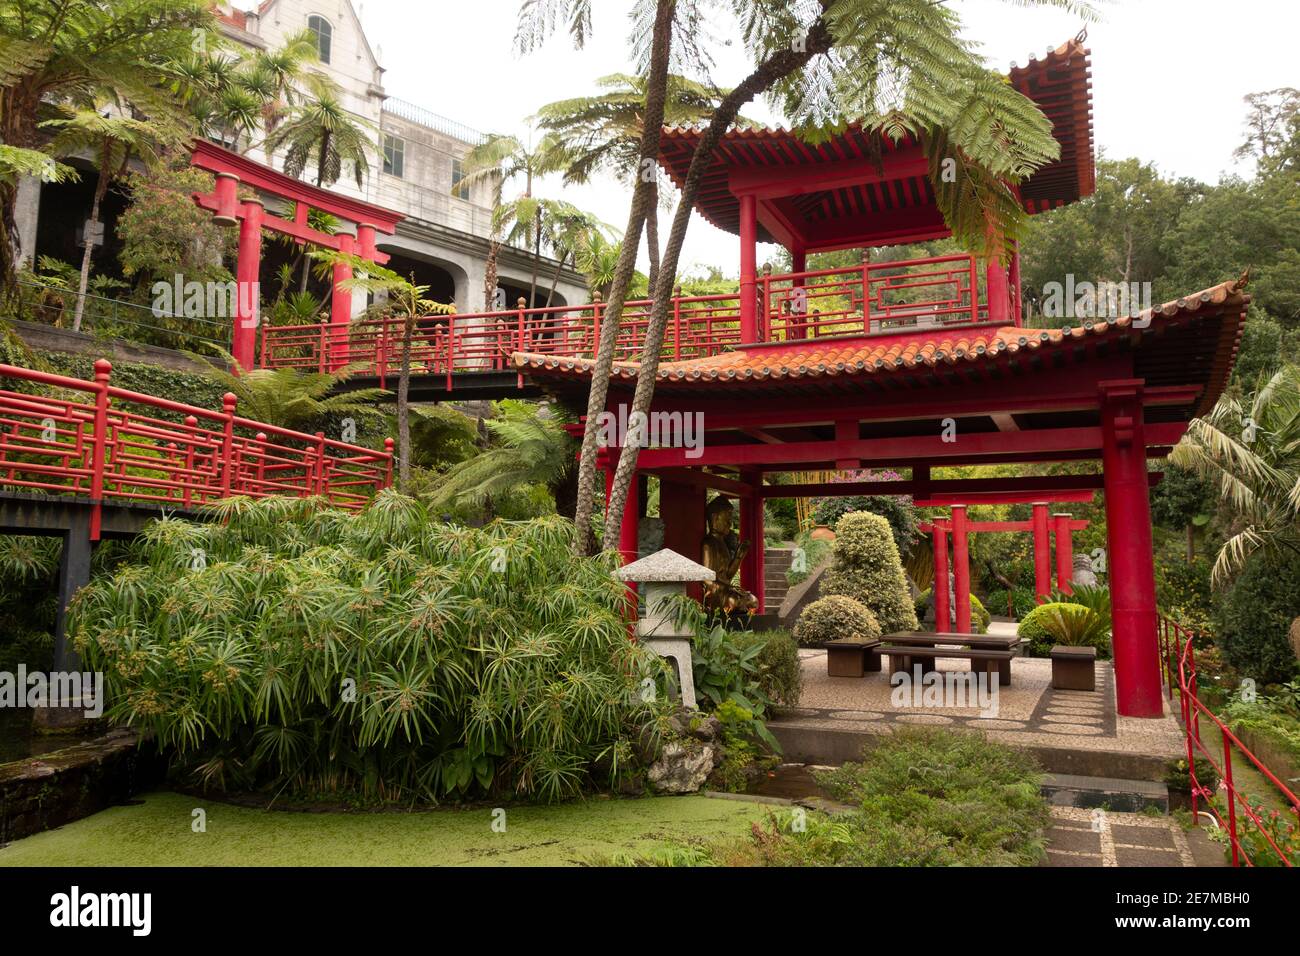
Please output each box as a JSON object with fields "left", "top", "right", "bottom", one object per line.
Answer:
{"left": 688, "top": 716, "right": 723, "bottom": 742}
{"left": 647, "top": 739, "right": 717, "bottom": 794}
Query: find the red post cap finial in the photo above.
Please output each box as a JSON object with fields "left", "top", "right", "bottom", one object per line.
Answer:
{"left": 517, "top": 297, "right": 528, "bottom": 309}
{"left": 384, "top": 438, "right": 395, "bottom": 452}
{"left": 185, "top": 415, "right": 198, "bottom": 426}
{"left": 93, "top": 358, "right": 112, "bottom": 381}
{"left": 222, "top": 392, "right": 238, "bottom": 411}
{"left": 256, "top": 432, "right": 267, "bottom": 442}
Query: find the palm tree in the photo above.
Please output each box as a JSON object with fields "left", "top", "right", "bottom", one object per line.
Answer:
{"left": 599, "top": 0, "right": 1093, "bottom": 548}
{"left": 575, "top": 231, "right": 624, "bottom": 298}
{"left": 41, "top": 106, "right": 184, "bottom": 331}
{"left": 1171, "top": 364, "right": 1300, "bottom": 585}
{"left": 536, "top": 72, "right": 752, "bottom": 291}
{"left": 494, "top": 196, "right": 608, "bottom": 309}
{"left": 514, "top": 0, "right": 677, "bottom": 554}
{"left": 458, "top": 131, "right": 564, "bottom": 309}
{"left": 427, "top": 402, "right": 579, "bottom": 519}
{"left": 0, "top": 0, "right": 210, "bottom": 287}
{"left": 264, "top": 74, "right": 374, "bottom": 189}
{"left": 189, "top": 347, "right": 391, "bottom": 433}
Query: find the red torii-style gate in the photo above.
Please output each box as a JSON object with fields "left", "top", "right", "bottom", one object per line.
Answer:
{"left": 921, "top": 503, "right": 1090, "bottom": 635}
{"left": 189, "top": 139, "right": 405, "bottom": 371}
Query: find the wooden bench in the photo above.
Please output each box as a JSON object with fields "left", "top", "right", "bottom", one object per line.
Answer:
{"left": 876, "top": 645, "right": 1016, "bottom": 687}
{"left": 825, "top": 637, "right": 882, "bottom": 678}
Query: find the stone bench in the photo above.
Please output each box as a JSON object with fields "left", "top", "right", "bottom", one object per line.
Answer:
{"left": 1050, "top": 645, "right": 1098, "bottom": 691}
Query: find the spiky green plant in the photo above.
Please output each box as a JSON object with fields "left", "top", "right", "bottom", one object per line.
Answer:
{"left": 1171, "top": 364, "right": 1300, "bottom": 586}
{"left": 187, "top": 347, "right": 390, "bottom": 433}
{"left": 70, "top": 494, "right": 670, "bottom": 803}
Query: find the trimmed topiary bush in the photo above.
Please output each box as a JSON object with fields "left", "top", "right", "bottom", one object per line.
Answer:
{"left": 812, "top": 494, "right": 918, "bottom": 557}
{"left": 794, "top": 595, "right": 881, "bottom": 647}
{"left": 820, "top": 511, "right": 918, "bottom": 635}
{"left": 970, "top": 594, "right": 990, "bottom": 635}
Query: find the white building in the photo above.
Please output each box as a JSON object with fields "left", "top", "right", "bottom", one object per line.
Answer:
{"left": 15, "top": 0, "right": 587, "bottom": 317}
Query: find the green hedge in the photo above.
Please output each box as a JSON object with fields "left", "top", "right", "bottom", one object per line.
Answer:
{"left": 1215, "top": 555, "right": 1300, "bottom": 686}
{"left": 794, "top": 595, "right": 881, "bottom": 646}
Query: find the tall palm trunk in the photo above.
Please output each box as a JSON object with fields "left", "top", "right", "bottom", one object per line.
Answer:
{"left": 528, "top": 217, "right": 541, "bottom": 308}
{"left": 645, "top": 189, "right": 661, "bottom": 294}
{"left": 544, "top": 250, "right": 568, "bottom": 308}
{"left": 72, "top": 159, "right": 111, "bottom": 333}
{"left": 570, "top": 0, "right": 674, "bottom": 555}
{"left": 484, "top": 238, "right": 501, "bottom": 309}
{"left": 603, "top": 22, "right": 834, "bottom": 546}
{"left": 397, "top": 312, "right": 415, "bottom": 490}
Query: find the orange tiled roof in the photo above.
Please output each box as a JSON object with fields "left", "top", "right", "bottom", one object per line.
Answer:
{"left": 512, "top": 279, "right": 1248, "bottom": 413}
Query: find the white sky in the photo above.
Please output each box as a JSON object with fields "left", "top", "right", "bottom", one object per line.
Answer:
{"left": 355, "top": 0, "right": 1299, "bottom": 275}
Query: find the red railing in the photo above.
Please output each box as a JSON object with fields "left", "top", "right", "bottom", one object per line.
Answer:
{"left": 1159, "top": 614, "right": 1300, "bottom": 866}
{"left": 0, "top": 359, "right": 393, "bottom": 539}
{"left": 258, "top": 253, "right": 1008, "bottom": 385}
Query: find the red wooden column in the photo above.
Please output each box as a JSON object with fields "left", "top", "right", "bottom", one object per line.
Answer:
{"left": 739, "top": 469, "right": 764, "bottom": 612}
{"left": 1032, "top": 502, "right": 1052, "bottom": 602}
{"left": 330, "top": 232, "right": 355, "bottom": 371}
{"left": 660, "top": 476, "right": 706, "bottom": 602}
{"left": 932, "top": 521, "right": 951, "bottom": 632}
{"left": 234, "top": 198, "right": 264, "bottom": 370}
{"left": 951, "top": 505, "right": 971, "bottom": 634}
{"left": 986, "top": 258, "right": 1011, "bottom": 324}
{"left": 1054, "top": 512, "right": 1074, "bottom": 595}
{"left": 739, "top": 193, "right": 758, "bottom": 342}
{"left": 1009, "top": 245, "right": 1023, "bottom": 325}
{"left": 604, "top": 465, "right": 639, "bottom": 569}
{"left": 1100, "top": 379, "right": 1163, "bottom": 718}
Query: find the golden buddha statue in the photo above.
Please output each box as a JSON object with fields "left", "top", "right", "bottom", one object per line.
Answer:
{"left": 701, "top": 496, "right": 758, "bottom": 616}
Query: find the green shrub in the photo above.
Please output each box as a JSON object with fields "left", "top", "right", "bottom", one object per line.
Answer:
{"left": 648, "top": 728, "right": 1049, "bottom": 867}
{"left": 820, "top": 511, "right": 918, "bottom": 635}
{"left": 793, "top": 595, "right": 881, "bottom": 647}
{"left": 812, "top": 494, "right": 917, "bottom": 557}
{"left": 747, "top": 628, "right": 802, "bottom": 708}
{"left": 787, "top": 533, "right": 832, "bottom": 587}
{"left": 985, "top": 587, "right": 1037, "bottom": 620}
{"left": 1163, "top": 755, "right": 1220, "bottom": 795}
{"left": 1018, "top": 601, "right": 1108, "bottom": 657}
{"left": 73, "top": 494, "right": 668, "bottom": 804}
{"left": 1214, "top": 555, "right": 1300, "bottom": 686}
{"left": 969, "top": 594, "right": 990, "bottom": 634}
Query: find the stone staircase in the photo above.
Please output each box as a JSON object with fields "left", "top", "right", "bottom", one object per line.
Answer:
{"left": 764, "top": 547, "right": 795, "bottom": 615}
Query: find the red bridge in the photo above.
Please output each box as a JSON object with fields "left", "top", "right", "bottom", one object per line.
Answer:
{"left": 257, "top": 252, "right": 1010, "bottom": 398}
{"left": 1, "top": 359, "right": 393, "bottom": 538}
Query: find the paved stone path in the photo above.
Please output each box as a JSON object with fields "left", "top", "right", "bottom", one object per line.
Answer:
{"left": 1044, "top": 807, "right": 1226, "bottom": 867}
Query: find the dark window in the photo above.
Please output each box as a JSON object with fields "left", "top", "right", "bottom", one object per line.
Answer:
{"left": 307, "top": 15, "right": 332, "bottom": 64}
{"left": 451, "top": 158, "right": 469, "bottom": 200}
{"left": 383, "top": 134, "right": 405, "bottom": 178}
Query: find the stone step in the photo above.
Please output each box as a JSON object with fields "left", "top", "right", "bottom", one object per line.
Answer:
{"left": 1041, "top": 773, "right": 1169, "bottom": 813}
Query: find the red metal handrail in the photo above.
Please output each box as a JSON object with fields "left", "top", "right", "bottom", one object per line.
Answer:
{"left": 258, "top": 253, "right": 1008, "bottom": 384}
{"left": 1159, "top": 613, "right": 1300, "bottom": 866}
{"left": 0, "top": 359, "right": 393, "bottom": 539}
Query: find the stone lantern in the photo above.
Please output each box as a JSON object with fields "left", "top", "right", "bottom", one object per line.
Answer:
{"left": 616, "top": 548, "right": 715, "bottom": 709}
